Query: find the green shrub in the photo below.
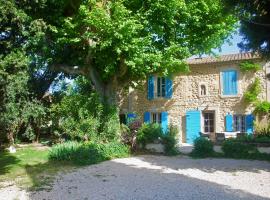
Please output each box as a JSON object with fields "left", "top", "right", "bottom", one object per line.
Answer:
{"left": 222, "top": 139, "right": 258, "bottom": 158}
{"left": 162, "top": 125, "right": 179, "bottom": 156}
{"left": 255, "top": 122, "right": 270, "bottom": 138}
{"left": 191, "top": 137, "right": 214, "bottom": 157}
{"left": 136, "top": 123, "right": 162, "bottom": 148}
{"left": 254, "top": 101, "right": 270, "bottom": 114}
{"left": 49, "top": 141, "right": 130, "bottom": 165}
{"left": 239, "top": 61, "right": 261, "bottom": 72}
{"left": 243, "top": 78, "right": 261, "bottom": 104}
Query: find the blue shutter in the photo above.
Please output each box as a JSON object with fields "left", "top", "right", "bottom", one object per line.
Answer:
{"left": 225, "top": 114, "right": 233, "bottom": 132}
{"left": 186, "top": 110, "right": 201, "bottom": 144}
{"left": 223, "top": 71, "right": 229, "bottom": 95}
{"left": 127, "top": 113, "right": 136, "bottom": 124}
{"left": 246, "top": 114, "right": 254, "bottom": 134}
{"left": 222, "top": 70, "right": 238, "bottom": 95}
{"left": 165, "top": 78, "right": 173, "bottom": 99}
{"left": 230, "top": 70, "right": 238, "bottom": 95}
{"left": 144, "top": 112, "right": 151, "bottom": 124}
{"left": 148, "top": 76, "right": 154, "bottom": 100}
{"left": 161, "top": 112, "right": 168, "bottom": 134}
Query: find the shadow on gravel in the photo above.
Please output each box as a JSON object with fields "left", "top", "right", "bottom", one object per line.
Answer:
{"left": 28, "top": 156, "right": 270, "bottom": 200}
{"left": 139, "top": 155, "right": 270, "bottom": 173}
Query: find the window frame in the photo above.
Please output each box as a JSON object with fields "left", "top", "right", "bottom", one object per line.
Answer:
{"left": 220, "top": 69, "right": 239, "bottom": 97}
{"left": 198, "top": 82, "right": 208, "bottom": 97}
{"left": 233, "top": 115, "right": 246, "bottom": 133}
{"left": 151, "top": 112, "right": 162, "bottom": 124}
{"left": 156, "top": 77, "right": 166, "bottom": 98}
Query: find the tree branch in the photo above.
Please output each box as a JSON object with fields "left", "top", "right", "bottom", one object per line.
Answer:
{"left": 49, "top": 64, "right": 87, "bottom": 76}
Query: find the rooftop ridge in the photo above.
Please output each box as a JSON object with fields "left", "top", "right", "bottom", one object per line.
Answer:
{"left": 187, "top": 52, "right": 260, "bottom": 65}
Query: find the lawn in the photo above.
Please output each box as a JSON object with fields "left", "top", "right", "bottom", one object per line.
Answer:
{"left": 0, "top": 145, "right": 75, "bottom": 190}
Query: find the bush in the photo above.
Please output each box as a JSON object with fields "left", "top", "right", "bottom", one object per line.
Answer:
{"left": 136, "top": 123, "right": 163, "bottom": 148}
{"left": 222, "top": 139, "right": 258, "bottom": 158}
{"left": 49, "top": 141, "right": 130, "bottom": 165}
{"left": 191, "top": 137, "right": 214, "bottom": 157}
{"left": 255, "top": 123, "right": 270, "bottom": 138}
{"left": 162, "top": 125, "right": 179, "bottom": 156}
{"left": 120, "top": 120, "right": 142, "bottom": 151}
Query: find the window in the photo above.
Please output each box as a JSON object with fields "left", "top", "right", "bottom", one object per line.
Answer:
{"left": 148, "top": 76, "right": 173, "bottom": 100}
{"left": 151, "top": 112, "right": 162, "bottom": 124}
{"left": 201, "top": 85, "right": 206, "bottom": 96}
{"left": 233, "top": 115, "right": 246, "bottom": 132}
{"left": 222, "top": 70, "right": 238, "bottom": 95}
{"left": 203, "top": 112, "right": 214, "bottom": 133}
{"left": 156, "top": 77, "right": 166, "bottom": 97}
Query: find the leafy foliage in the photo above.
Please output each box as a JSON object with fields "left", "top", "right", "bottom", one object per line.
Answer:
{"left": 49, "top": 141, "right": 130, "bottom": 165}
{"left": 224, "top": 0, "right": 270, "bottom": 57}
{"left": 255, "top": 123, "right": 270, "bottom": 138}
{"left": 51, "top": 76, "right": 120, "bottom": 142}
{"left": 136, "top": 123, "right": 163, "bottom": 148}
{"left": 190, "top": 137, "right": 214, "bottom": 158}
{"left": 239, "top": 61, "right": 261, "bottom": 72}
{"left": 39, "top": 0, "right": 237, "bottom": 104}
{"left": 161, "top": 125, "right": 179, "bottom": 156}
{"left": 222, "top": 139, "right": 258, "bottom": 158}
{"left": 244, "top": 78, "right": 261, "bottom": 103}
{"left": 254, "top": 101, "right": 270, "bottom": 115}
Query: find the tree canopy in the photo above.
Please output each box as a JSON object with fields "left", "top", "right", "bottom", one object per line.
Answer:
{"left": 224, "top": 0, "right": 270, "bottom": 57}
{"left": 43, "top": 0, "right": 237, "bottom": 104}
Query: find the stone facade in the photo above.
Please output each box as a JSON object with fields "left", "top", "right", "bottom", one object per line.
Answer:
{"left": 119, "top": 57, "right": 269, "bottom": 144}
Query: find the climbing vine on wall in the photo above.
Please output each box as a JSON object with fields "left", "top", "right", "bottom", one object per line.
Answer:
{"left": 244, "top": 78, "right": 261, "bottom": 103}
{"left": 254, "top": 101, "right": 270, "bottom": 114}
{"left": 244, "top": 78, "right": 270, "bottom": 114}
{"left": 239, "top": 61, "right": 261, "bottom": 72}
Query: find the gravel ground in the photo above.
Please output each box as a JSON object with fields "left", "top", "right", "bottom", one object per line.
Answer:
{"left": 1, "top": 155, "right": 270, "bottom": 200}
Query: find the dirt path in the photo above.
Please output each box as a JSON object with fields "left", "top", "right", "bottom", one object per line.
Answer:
{"left": 1, "top": 155, "right": 270, "bottom": 200}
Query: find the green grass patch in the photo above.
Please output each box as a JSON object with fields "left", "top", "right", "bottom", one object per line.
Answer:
{"left": 0, "top": 146, "right": 75, "bottom": 190}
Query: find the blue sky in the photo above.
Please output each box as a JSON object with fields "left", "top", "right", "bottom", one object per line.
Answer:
{"left": 214, "top": 31, "right": 243, "bottom": 55}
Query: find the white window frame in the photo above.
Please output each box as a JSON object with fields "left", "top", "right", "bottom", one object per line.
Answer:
{"left": 154, "top": 77, "right": 166, "bottom": 98}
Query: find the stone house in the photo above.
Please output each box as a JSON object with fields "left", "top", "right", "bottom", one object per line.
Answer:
{"left": 119, "top": 53, "right": 270, "bottom": 144}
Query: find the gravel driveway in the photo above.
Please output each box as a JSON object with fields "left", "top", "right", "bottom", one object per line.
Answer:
{"left": 2, "top": 155, "right": 270, "bottom": 200}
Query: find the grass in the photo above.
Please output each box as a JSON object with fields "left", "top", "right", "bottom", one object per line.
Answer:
{"left": 0, "top": 145, "right": 75, "bottom": 190}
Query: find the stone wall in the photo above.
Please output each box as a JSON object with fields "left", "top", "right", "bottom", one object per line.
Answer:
{"left": 119, "top": 60, "right": 268, "bottom": 143}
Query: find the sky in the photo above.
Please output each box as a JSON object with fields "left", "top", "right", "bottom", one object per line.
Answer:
{"left": 214, "top": 31, "right": 243, "bottom": 55}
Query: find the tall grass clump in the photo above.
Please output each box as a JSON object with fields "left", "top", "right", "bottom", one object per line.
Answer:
{"left": 49, "top": 141, "right": 130, "bottom": 165}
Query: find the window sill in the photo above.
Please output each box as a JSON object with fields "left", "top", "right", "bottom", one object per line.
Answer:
{"left": 219, "top": 94, "right": 241, "bottom": 98}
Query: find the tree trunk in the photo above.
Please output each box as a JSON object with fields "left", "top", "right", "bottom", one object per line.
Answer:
{"left": 7, "top": 131, "right": 14, "bottom": 145}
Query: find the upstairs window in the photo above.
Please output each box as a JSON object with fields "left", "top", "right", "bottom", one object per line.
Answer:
{"left": 201, "top": 85, "right": 206, "bottom": 96}
{"left": 157, "top": 77, "right": 166, "bottom": 97}
{"left": 147, "top": 76, "right": 173, "bottom": 100}
{"left": 221, "top": 70, "right": 238, "bottom": 95}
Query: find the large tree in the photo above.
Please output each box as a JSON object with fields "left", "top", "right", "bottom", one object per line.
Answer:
{"left": 44, "top": 0, "right": 236, "bottom": 105}
{"left": 224, "top": 0, "right": 270, "bottom": 57}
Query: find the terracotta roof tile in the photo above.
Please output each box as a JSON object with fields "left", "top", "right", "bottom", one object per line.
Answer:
{"left": 187, "top": 52, "right": 260, "bottom": 65}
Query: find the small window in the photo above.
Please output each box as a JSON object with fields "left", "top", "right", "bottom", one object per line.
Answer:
{"left": 200, "top": 85, "right": 206, "bottom": 96}
{"left": 151, "top": 112, "right": 162, "bottom": 124}
{"left": 156, "top": 77, "right": 166, "bottom": 97}
{"left": 234, "top": 115, "right": 246, "bottom": 132}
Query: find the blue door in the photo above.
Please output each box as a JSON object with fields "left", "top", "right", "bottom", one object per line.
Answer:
{"left": 186, "top": 110, "right": 201, "bottom": 144}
